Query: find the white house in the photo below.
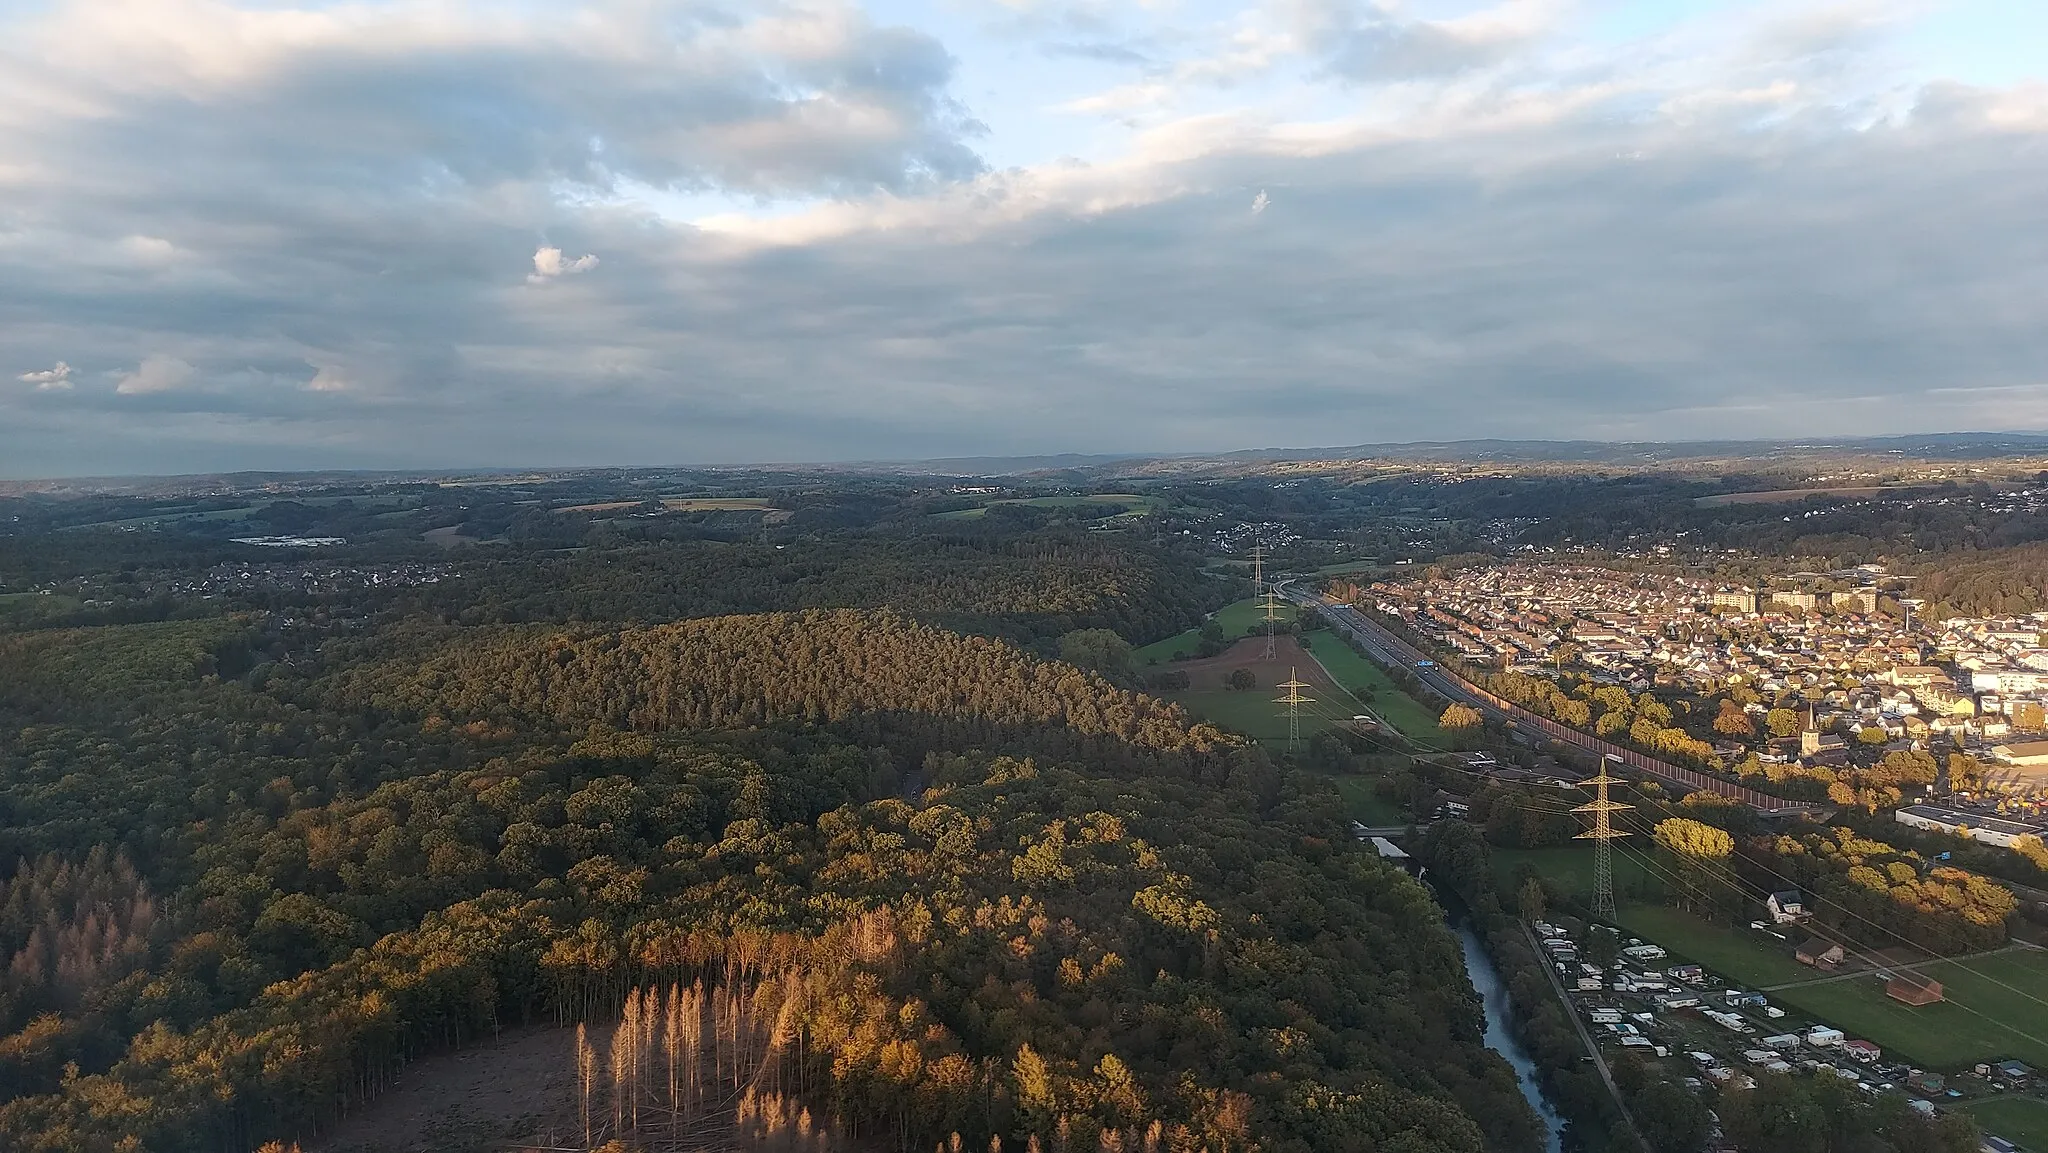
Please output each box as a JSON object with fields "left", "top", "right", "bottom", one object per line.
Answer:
{"left": 1766, "top": 891, "right": 1807, "bottom": 924}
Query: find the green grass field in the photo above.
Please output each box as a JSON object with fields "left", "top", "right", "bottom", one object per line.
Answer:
{"left": 1968, "top": 1096, "right": 2048, "bottom": 1149}
{"left": 1517, "top": 852, "right": 2048, "bottom": 1070}
{"left": 1136, "top": 597, "right": 1289, "bottom": 664}
{"left": 1328, "top": 774, "right": 1409, "bottom": 825}
{"left": 1613, "top": 905, "right": 1813, "bottom": 987}
{"left": 1767, "top": 950, "right": 2048, "bottom": 1071}
{"left": 1300, "top": 630, "right": 1446, "bottom": 741}
{"left": 1491, "top": 843, "right": 1657, "bottom": 903}
{"left": 1169, "top": 688, "right": 1332, "bottom": 744}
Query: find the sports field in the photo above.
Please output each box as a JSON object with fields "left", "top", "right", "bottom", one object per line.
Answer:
{"left": 1553, "top": 876, "right": 2048, "bottom": 1070}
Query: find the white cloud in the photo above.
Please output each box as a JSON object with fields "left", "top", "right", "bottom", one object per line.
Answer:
{"left": 1251, "top": 189, "right": 1269, "bottom": 214}
{"left": 18, "top": 362, "right": 73, "bottom": 389}
{"left": 121, "top": 235, "right": 178, "bottom": 263}
{"left": 528, "top": 246, "right": 601, "bottom": 283}
{"left": 306, "top": 363, "right": 351, "bottom": 392}
{"left": 116, "top": 355, "right": 196, "bottom": 394}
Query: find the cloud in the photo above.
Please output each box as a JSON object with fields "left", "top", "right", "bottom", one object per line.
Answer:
{"left": 1297, "top": 0, "right": 1565, "bottom": 83}
{"left": 0, "top": 1, "right": 2043, "bottom": 478}
{"left": 116, "top": 355, "right": 196, "bottom": 395}
{"left": 306, "top": 363, "right": 351, "bottom": 392}
{"left": 18, "top": 362, "right": 72, "bottom": 390}
{"left": 528, "top": 246, "right": 600, "bottom": 283}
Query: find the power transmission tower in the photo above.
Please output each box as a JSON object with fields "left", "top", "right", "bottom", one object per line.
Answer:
{"left": 1250, "top": 541, "right": 1282, "bottom": 659}
{"left": 1574, "top": 756, "right": 1633, "bottom": 922}
{"left": 1260, "top": 585, "right": 1285, "bottom": 661}
{"left": 1275, "top": 668, "right": 1314, "bottom": 752}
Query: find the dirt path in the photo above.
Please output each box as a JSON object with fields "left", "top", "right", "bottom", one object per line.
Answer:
{"left": 310, "top": 1026, "right": 589, "bottom": 1153}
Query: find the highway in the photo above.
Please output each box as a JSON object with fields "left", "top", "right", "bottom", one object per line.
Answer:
{"left": 1283, "top": 583, "right": 1821, "bottom": 815}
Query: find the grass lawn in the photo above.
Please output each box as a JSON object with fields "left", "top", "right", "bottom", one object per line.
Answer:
{"left": 1613, "top": 905, "right": 1813, "bottom": 988}
{"left": 1769, "top": 950, "right": 2048, "bottom": 1071}
{"left": 1301, "top": 630, "right": 1445, "bottom": 741}
{"left": 1491, "top": 843, "right": 1657, "bottom": 904}
{"left": 1169, "top": 689, "right": 1332, "bottom": 745}
{"left": 1968, "top": 1096, "right": 2048, "bottom": 1149}
{"left": 1772, "top": 975, "right": 2048, "bottom": 1070}
{"left": 1136, "top": 597, "right": 1289, "bottom": 665}
{"left": 1327, "top": 774, "right": 1409, "bottom": 825}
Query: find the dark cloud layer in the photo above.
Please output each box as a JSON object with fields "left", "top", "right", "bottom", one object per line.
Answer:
{"left": 1, "top": 1, "right": 2045, "bottom": 476}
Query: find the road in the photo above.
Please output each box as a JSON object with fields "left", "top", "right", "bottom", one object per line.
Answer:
{"left": 1284, "top": 584, "right": 1821, "bottom": 815}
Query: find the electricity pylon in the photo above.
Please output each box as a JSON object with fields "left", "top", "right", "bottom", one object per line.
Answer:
{"left": 1260, "top": 586, "right": 1286, "bottom": 661}
{"left": 1275, "top": 668, "right": 1314, "bottom": 752}
{"left": 1249, "top": 541, "right": 1284, "bottom": 660}
{"left": 1574, "top": 756, "right": 1633, "bottom": 922}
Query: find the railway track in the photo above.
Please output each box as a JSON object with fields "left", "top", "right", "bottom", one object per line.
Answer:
{"left": 1284, "top": 585, "right": 1822, "bottom": 816}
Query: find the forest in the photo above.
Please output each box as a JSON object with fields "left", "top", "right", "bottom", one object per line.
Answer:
{"left": 0, "top": 559, "right": 1539, "bottom": 1152}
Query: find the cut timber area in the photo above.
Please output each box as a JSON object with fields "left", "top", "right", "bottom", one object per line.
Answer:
{"left": 310, "top": 1026, "right": 581, "bottom": 1153}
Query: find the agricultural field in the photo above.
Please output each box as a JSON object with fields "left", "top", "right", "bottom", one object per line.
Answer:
{"left": 660, "top": 497, "right": 775, "bottom": 511}
{"left": 1966, "top": 1095, "right": 2048, "bottom": 1150}
{"left": 554, "top": 496, "right": 776, "bottom": 514}
{"left": 1154, "top": 635, "right": 1341, "bottom": 745}
{"left": 1693, "top": 486, "right": 1895, "bottom": 507}
{"left": 1170, "top": 688, "right": 1333, "bottom": 745}
{"left": 65, "top": 505, "right": 260, "bottom": 530}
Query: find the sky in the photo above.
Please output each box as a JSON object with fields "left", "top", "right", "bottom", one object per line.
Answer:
{"left": 1, "top": 0, "right": 2045, "bottom": 477}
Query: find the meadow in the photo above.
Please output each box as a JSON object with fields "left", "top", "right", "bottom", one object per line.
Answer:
{"left": 1966, "top": 1095, "right": 2048, "bottom": 1149}
{"left": 1769, "top": 949, "right": 2048, "bottom": 1070}
{"left": 1299, "top": 629, "right": 1446, "bottom": 741}
{"left": 1134, "top": 596, "right": 1284, "bottom": 664}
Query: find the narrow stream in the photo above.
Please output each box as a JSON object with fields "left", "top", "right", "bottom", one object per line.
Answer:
{"left": 1442, "top": 900, "right": 1568, "bottom": 1152}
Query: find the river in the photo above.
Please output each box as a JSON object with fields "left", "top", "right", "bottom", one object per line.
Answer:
{"left": 1446, "top": 904, "right": 1569, "bottom": 1152}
